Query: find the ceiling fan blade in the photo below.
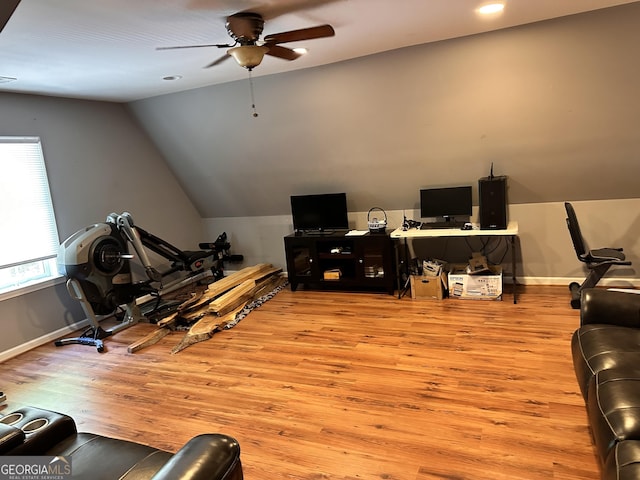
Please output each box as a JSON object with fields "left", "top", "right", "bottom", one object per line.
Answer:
{"left": 187, "top": 0, "right": 343, "bottom": 22}
{"left": 264, "top": 44, "right": 303, "bottom": 61}
{"left": 0, "top": 0, "right": 20, "bottom": 34}
{"left": 204, "top": 54, "right": 231, "bottom": 69}
{"left": 157, "top": 43, "right": 232, "bottom": 51}
{"left": 263, "top": 24, "right": 334, "bottom": 45}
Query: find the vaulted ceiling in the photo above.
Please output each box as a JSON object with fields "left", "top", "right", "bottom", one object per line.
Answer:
{"left": 1, "top": 0, "right": 637, "bottom": 102}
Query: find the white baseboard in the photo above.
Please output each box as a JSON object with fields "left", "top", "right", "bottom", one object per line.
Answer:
{"left": 0, "top": 319, "right": 90, "bottom": 363}
{"left": 517, "top": 276, "right": 640, "bottom": 288}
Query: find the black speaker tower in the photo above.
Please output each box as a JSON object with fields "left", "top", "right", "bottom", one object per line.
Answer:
{"left": 479, "top": 164, "right": 507, "bottom": 230}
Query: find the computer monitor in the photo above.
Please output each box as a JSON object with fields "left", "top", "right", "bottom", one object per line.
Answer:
{"left": 420, "top": 186, "right": 472, "bottom": 224}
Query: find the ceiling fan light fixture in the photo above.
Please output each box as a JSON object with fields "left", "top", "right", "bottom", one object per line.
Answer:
{"left": 477, "top": 3, "right": 505, "bottom": 15}
{"left": 228, "top": 45, "right": 269, "bottom": 70}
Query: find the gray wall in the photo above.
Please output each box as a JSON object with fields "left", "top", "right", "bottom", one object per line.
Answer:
{"left": 128, "top": 3, "right": 640, "bottom": 288}
{"left": 0, "top": 93, "right": 204, "bottom": 358}
{"left": 128, "top": 3, "right": 640, "bottom": 219}
{"left": 201, "top": 199, "right": 639, "bottom": 287}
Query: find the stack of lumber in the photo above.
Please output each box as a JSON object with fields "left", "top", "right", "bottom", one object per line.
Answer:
{"left": 128, "top": 263, "right": 286, "bottom": 354}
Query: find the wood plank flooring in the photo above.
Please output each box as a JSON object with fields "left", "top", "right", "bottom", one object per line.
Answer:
{"left": 0, "top": 285, "right": 599, "bottom": 479}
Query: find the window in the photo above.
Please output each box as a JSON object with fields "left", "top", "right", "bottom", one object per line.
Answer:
{"left": 0, "top": 137, "right": 62, "bottom": 298}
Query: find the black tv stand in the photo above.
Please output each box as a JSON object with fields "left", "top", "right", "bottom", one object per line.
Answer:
{"left": 284, "top": 231, "right": 395, "bottom": 294}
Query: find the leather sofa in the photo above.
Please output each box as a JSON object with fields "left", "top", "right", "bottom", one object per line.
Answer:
{"left": 572, "top": 288, "right": 640, "bottom": 480}
{"left": 0, "top": 406, "right": 243, "bottom": 479}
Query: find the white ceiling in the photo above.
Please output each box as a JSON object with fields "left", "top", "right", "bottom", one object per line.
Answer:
{"left": 0, "top": 0, "right": 637, "bottom": 103}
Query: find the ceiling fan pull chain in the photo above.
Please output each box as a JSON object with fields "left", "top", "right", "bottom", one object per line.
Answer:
{"left": 248, "top": 70, "right": 259, "bottom": 118}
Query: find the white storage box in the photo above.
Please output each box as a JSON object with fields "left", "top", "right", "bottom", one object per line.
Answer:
{"left": 448, "top": 265, "right": 502, "bottom": 300}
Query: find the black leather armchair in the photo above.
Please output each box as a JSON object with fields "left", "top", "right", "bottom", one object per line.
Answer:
{"left": 0, "top": 406, "right": 243, "bottom": 480}
{"left": 571, "top": 288, "right": 640, "bottom": 479}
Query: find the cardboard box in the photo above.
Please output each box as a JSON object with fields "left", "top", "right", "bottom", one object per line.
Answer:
{"left": 410, "top": 274, "right": 444, "bottom": 300}
{"left": 323, "top": 269, "right": 342, "bottom": 280}
{"left": 448, "top": 265, "right": 503, "bottom": 300}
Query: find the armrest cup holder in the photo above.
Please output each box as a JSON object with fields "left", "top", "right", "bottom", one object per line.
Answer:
{"left": 0, "top": 407, "right": 77, "bottom": 455}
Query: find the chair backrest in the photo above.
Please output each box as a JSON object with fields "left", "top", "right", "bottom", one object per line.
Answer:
{"left": 564, "top": 202, "right": 587, "bottom": 260}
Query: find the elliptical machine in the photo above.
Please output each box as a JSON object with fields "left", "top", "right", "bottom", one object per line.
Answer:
{"left": 56, "top": 212, "right": 239, "bottom": 352}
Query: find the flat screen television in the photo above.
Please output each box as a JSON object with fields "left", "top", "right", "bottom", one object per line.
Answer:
{"left": 290, "top": 193, "right": 349, "bottom": 233}
{"left": 420, "top": 186, "right": 472, "bottom": 222}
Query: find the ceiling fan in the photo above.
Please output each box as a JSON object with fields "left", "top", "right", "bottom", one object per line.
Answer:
{"left": 157, "top": 11, "right": 335, "bottom": 70}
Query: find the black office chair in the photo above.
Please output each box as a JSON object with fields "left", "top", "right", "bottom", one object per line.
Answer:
{"left": 564, "top": 202, "right": 631, "bottom": 309}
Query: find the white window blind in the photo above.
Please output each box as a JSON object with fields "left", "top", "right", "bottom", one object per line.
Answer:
{"left": 0, "top": 137, "right": 60, "bottom": 269}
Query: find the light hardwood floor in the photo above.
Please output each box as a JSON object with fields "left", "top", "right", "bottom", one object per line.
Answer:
{"left": 0, "top": 285, "right": 599, "bottom": 479}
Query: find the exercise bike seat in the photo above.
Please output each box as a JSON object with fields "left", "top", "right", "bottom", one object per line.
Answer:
{"left": 173, "top": 250, "right": 215, "bottom": 272}
{"left": 585, "top": 247, "right": 627, "bottom": 264}
{"left": 181, "top": 250, "right": 213, "bottom": 261}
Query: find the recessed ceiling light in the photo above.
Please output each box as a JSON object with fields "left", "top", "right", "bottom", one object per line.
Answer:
{"left": 162, "top": 75, "right": 182, "bottom": 81}
{"left": 293, "top": 48, "right": 308, "bottom": 55}
{"left": 478, "top": 3, "right": 505, "bottom": 15}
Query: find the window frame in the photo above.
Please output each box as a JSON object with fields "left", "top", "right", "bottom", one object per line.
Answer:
{"left": 0, "top": 136, "right": 64, "bottom": 300}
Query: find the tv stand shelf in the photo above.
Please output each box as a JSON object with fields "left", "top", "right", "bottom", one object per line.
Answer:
{"left": 318, "top": 253, "right": 356, "bottom": 259}
{"left": 284, "top": 231, "right": 395, "bottom": 295}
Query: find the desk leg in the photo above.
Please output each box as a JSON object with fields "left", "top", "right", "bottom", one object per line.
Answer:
{"left": 394, "top": 240, "right": 402, "bottom": 299}
{"left": 511, "top": 235, "right": 517, "bottom": 304}
{"left": 400, "top": 239, "right": 412, "bottom": 298}
{"left": 394, "top": 238, "right": 410, "bottom": 299}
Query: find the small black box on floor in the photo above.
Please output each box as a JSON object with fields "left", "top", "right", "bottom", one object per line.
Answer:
{"left": 478, "top": 175, "right": 507, "bottom": 230}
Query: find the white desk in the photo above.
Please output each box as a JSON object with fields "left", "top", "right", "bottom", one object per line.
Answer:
{"left": 391, "top": 221, "right": 519, "bottom": 303}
